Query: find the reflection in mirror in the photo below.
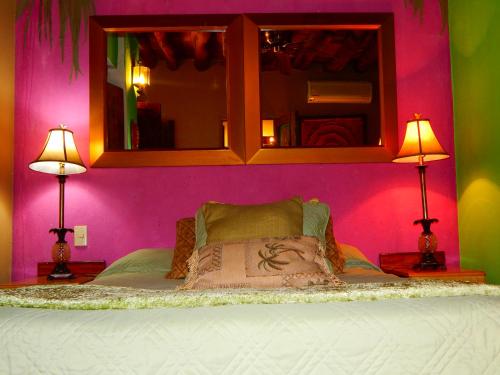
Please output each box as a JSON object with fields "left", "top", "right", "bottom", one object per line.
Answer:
{"left": 105, "top": 30, "right": 227, "bottom": 151}
{"left": 259, "top": 28, "right": 380, "bottom": 148}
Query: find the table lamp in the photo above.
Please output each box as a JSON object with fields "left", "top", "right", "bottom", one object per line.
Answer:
{"left": 393, "top": 114, "right": 449, "bottom": 270}
{"left": 29, "top": 125, "right": 87, "bottom": 279}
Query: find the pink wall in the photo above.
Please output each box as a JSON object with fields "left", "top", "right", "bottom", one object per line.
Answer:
{"left": 13, "top": 0, "right": 457, "bottom": 279}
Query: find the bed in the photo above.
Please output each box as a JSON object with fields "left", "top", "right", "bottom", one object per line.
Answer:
{"left": 1, "top": 246, "right": 499, "bottom": 375}
{"left": 1, "top": 198, "right": 500, "bottom": 374}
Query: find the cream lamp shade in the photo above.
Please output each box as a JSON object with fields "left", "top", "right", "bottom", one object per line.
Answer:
{"left": 29, "top": 125, "right": 87, "bottom": 175}
{"left": 392, "top": 114, "right": 449, "bottom": 163}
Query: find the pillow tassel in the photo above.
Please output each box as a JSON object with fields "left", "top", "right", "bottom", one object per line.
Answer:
{"left": 178, "top": 250, "right": 199, "bottom": 290}
{"left": 314, "top": 241, "right": 346, "bottom": 287}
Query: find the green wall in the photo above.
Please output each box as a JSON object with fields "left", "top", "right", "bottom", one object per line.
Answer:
{"left": 449, "top": 0, "right": 500, "bottom": 284}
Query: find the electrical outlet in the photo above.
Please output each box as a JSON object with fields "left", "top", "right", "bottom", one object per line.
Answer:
{"left": 74, "top": 225, "right": 87, "bottom": 247}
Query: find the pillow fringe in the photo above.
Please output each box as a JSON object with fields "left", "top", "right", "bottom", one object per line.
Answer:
{"left": 314, "top": 241, "right": 346, "bottom": 286}
{"left": 179, "top": 250, "right": 199, "bottom": 290}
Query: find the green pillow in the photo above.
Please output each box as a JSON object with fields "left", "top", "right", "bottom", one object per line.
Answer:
{"left": 96, "top": 249, "right": 173, "bottom": 279}
{"left": 340, "top": 242, "right": 382, "bottom": 271}
{"left": 344, "top": 258, "right": 382, "bottom": 271}
{"left": 195, "top": 198, "right": 330, "bottom": 248}
{"left": 302, "top": 200, "right": 330, "bottom": 243}
{"left": 202, "top": 197, "right": 303, "bottom": 244}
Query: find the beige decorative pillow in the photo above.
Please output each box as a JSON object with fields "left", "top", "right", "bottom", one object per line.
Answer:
{"left": 202, "top": 197, "right": 303, "bottom": 244}
{"left": 181, "top": 236, "right": 345, "bottom": 290}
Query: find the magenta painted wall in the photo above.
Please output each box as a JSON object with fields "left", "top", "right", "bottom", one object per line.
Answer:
{"left": 13, "top": 0, "right": 457, "bottom": 279}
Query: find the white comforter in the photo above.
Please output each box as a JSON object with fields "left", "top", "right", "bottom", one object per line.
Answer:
{"left": 1, "top": 294, "right": 499, "bottom": 374}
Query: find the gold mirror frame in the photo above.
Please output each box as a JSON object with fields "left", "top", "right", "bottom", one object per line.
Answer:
{"left": 89, "top": 14, "right": 397, "bottom": 167}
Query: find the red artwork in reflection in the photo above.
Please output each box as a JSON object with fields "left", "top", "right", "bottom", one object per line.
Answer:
{"left": 300, "top": 117, "right": 365, "bottom": 147}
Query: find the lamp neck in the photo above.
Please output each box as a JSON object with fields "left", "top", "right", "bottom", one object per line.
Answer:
{"left": 57, "top": 175, "right": 68, "bottom": 228}
{"left": 417, "top": 164, "right": 428, "bottom": 220}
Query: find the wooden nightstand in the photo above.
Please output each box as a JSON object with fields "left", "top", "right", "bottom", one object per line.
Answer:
{"left": 379, "top": 252, "right": 485, "bottom": 283}
{"left": 0, "top": 261, "right": 106, "bottom": 288}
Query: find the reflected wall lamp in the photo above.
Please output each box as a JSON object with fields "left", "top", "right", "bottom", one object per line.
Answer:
{"left": 393, "top": 114, "right": 449, "bottom": 270}
{"left": 222, "top": 119, "right": 277, "bottom": 148}
{"left": 132, "top": 60, "right": 150, "bottom": 99}
{"left": 262, "top": 119, "right": 276, "bottom": 146}
{"left": 29, "top": 125, "right": 87, "bottom": 279}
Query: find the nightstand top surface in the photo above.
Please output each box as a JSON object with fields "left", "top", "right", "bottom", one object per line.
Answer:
{"left": 388, "top": 267, "right": 485, "bottom": 278}
{"left": 0, "top": 260, "right": 106, "bottom": 288}
{"left": 379, "top": 252, "right": 486, "bottom": 283}
{"left": 0, "top": 276, "right": 95, "bottom": 288}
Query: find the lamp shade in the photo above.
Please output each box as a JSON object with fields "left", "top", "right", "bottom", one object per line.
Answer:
{"left": 29, "top": 125, "right": 87, "bottom": 175}
{"left": 262, "top": 120, "right": 275, "bottom": 137}
{"left": 393, "top": 114, "right": 449, "bottom": 163}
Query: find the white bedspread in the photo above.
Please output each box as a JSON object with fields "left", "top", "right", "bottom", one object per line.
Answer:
{"left": 1, "top": 293, "right": 499, "bottom": 374}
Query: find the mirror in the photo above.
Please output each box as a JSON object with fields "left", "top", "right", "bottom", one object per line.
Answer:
{"left": 90, "top": 14, "right": 397, "bottom": 167}
{"left": 106, "top": 30, "right": 227, "bottom": 151}
{"left": 243, "top": 13, "right": 398, "bottom": 164}
{"left": 259, "top": 28, "right": 380, "bottom": 148}
{"left": 90, "top": 14, "right": 246, "bottom": 167}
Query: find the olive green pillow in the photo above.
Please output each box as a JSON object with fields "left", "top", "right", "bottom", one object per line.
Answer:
{"left": 202, "top": 197, "right": 303, "bottom": 244}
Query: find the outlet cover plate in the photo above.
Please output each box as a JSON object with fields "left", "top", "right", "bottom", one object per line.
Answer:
{"left": 74, "top": 225, "right": 87, "bottom": 247}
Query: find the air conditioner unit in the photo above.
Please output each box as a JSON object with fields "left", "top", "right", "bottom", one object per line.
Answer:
{"left": 307, "top": 81, "right": 373, "bottom": 104}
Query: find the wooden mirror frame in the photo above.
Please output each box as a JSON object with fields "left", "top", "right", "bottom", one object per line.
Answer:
{"left": 89, "top": 14, "right": 246, "bottom": 167}
{"left": 89, "top": 14, "right": 398, "bottom": 167}
{"left": 242, "top": 13, "right": 398, "bottom": 164}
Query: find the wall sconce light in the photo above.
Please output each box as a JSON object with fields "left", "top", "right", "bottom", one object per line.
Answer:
{"left": 393, "top": 113, "right": 449, "bottom": 270}
{"left": 29, "top": 125, "right": 87, "bottom": 279}
{"left": 262, "top": 119, "right": 276, "bottom": 146}
{"left": 132, "top": 61, "right": 150, "bottom": 99}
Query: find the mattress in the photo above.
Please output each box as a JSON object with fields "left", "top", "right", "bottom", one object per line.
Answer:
{"left": 1, "top": 248, "right": 499, "bottom": 374}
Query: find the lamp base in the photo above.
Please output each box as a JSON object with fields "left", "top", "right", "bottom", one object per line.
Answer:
{"left": 48, "top": 227, "right": 74, "bottom": 280}
{"left": 48, "top": 262, "right": 75, "bottom": 280}
{"left": 413, "top": 218, "right": 446, "bottom": 271}
{"left": 413, "top": 252, "right": 447, "bottom": 271}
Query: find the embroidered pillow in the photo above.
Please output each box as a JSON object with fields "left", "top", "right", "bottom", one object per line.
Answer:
{"left": 202, "top": 197, "right": 303, "bottom": 244}
{"left": 165, "top": 217, "right": 196, "bottom": 279}
{"left": 302, "top": 200, "right": 344, "bottom": 273}
{"left": 181, "top": 236, "right": 345, "bottom": 290}
{"left": 302, "top": 199, "right": 330, "bottom": 242}
{"left": 325, "top": 217, "right": 345, "bottom": 274}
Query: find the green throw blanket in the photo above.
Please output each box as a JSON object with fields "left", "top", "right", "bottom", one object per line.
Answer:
{"left": 1, "top": 280, "right": 499, "bottom": 310}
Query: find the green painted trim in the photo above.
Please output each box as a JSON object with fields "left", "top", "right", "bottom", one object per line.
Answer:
{"left": 124, "top": 35, "right": 138, "bottom": 149}
{"left": 107, "top": 34, "right": 118, "bottom": 68}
